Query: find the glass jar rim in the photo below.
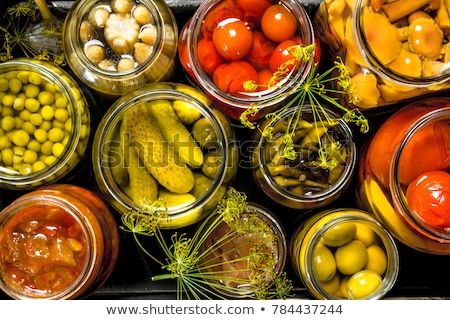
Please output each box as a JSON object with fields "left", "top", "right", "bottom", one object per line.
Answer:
{"left": 353, "top": 0, "right": 450, "bottom": 88}
{"left": 186, "top": 0, "right": 315, "bottom": 108}
{"left": 390, "top": 103, "right": 450, "bottom": 241}
{"left": 303, "top": 208, "right": 400, "bottom": 300}
{"left": 0, "top": 190, "right": 99, "bottom": 299}
{"left": 0, "top": 58, "right": 85, "bottom": 188}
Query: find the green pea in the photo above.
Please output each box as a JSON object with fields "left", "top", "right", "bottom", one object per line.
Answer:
{"left": 23, "top": 149, "right": 38, "bottom": 164}
{"left": 29, "top": 113, "right": 43, "bottom": 126}
{"left": 34, "top": 128, "right": 48, "bottom": 143}
{"left": 9, "top": 78, "right": 22, "bottom": 94}
{"left": 54, "top": 108, "right": 69, "bottom": 122}
{"left": 40, "top": 120, "right": 52, "bottom": 131}
{"left": 13, "top": 97, "right": 25, "bottom": 111}
{"left": 55, "top": 96, "right": 68, "bottom": 108}
{"left": 27, "top": 139, "right": 41, "bottom": 152}
{"left": 1, "top": 116, "right": 15, "bottom": 132}
{"left": 1, "top": 149, "right": 13, "bottom": 165}
{"left": 22, "top": 121, "right": 37, "bottom": 135}
{"left": 32, "top": 160, "right": 46, "bottom": 173}
{"left": 12, "top": 148, "right": 24, "bottom": 164}
{"left": 41, "top": 105, "right": 55, "bottom": 120}
{"left": 19, "top": 163, "right": 32, "bottom": 175}
{"left": 44, "top": 82, "right": 56, "bottom": 93}
{"left": 12, "top": 129, "right": 30, "bottom": 147}
{"left": 44, "top": 155, "right": 56, "bottom": 165}
{"left": 38, "top": 91, "right": 54, "bottom": 106}
{"left": 25, "top": 84, "right": 40, "bottom": 98}
{"left": 2, "top": 107, "right": 14, "bottom": 117}
{"left": 25, "top": 98, "right": 40, "bottom": 113}
{"left": 17, "top": 71, "right": 30, "bottom": 84}
{"left": 19, "top": 109, "right": 31, "bottom": 121}
{"left": 2, "top": 94, "right": 16, "bottom": 107}
{"left": 0, "top": 135, "right": 11, "bottom": 150}
{"left": 41, "top": 140, "right": 53, "bottom": 155}
{"left": 0, "top": 78, "right": 9, "bottom": 91}
{"left": 14, "top": 117, "right": 24, "bottom": 130}
{"left": 28, "top": 72, "right": 43, "bottom": 85}
{"left": 52, "top": 142, "right": 65, "bottom": 157}
{"left": 48, "top": 127, "right": 64, "bottom": 142}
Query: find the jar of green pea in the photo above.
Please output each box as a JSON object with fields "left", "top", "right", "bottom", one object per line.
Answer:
{"left": 0, "top": 58, "right": 90, "bottom": 190}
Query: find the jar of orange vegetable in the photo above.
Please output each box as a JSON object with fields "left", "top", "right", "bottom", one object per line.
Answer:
{"left": 357, "top": 97, "right": 450, "bottom": 254}
{"left": 0, "top": 184, "right": 120, "bottom": 299}
{"left": 290, "top": 208, "right": 399, "bottom": 299}
{"left": 314, "top": 0, "right": 450, "bottom": 110}
{"left": 178, "top": 0, "right": 317, "bottom": 122}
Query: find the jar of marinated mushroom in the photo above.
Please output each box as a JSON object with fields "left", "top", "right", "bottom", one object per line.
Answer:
{"left": 63, "top": 0, "right": 178, "bottom": 98}
{"left": 314, "top": 0, "right": 450, "bottom": 110}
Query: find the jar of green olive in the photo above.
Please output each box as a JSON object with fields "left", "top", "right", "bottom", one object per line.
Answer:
{"left": 92, "top": 82, "right": 238, "bottom": 229}
{"left": 290, "top": 208, "right": 399, "bottom": 300}
{"left": 0, "top": 58, "right": 90, "bottom": 190}
{"left": 63, "top": 0, "right": 178, "bottom": 98}
{"left": 0, "top": 184, "right": 120, "bottom": 299}
{"left": 250, "top": 103, "right": 357, "bottom": 210}
{"left": 314, "top": 0, "right": 450, "bottom": 111}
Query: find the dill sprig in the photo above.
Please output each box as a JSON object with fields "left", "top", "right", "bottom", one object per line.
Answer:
{"left": 241, "top": 44, "right": 369, "bottom": 170}
{"left": 121, "top": 187, "right": 292, "bottom": 300}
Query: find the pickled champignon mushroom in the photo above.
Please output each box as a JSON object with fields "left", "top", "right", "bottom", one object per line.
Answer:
{"left": 134, "top": 42, "right": 153, "bottom": 64}
{"left": 79, "top": 20, "right": 97, "bottom": 43}
{"left": 88, "top": 5, "right": 111, "bottom": 28}
{"left": 349, "top": 72, "right": 380, "bottom": 108}
{"left": 408, "top": 17, "right": 444, "bottom": 60}
{"left": 139, "top": 24, "right": 158, "bottom": 46}
{"left": 132, "top": 3, "right": 154, "bottom": 25}
{"left": 110, "top": 0, "right": 135, "bottom": 14}
{"left": 84, "top": 39, "right": 106, "bottom": 64}
{"left": 381, "top": 0, "right": 440, "bottom": 22}
{"left": 104, "top": 13, "right": 140, "bottom": 55}
{"left": 387, "top": 48, "right": 422, "bottom": 77}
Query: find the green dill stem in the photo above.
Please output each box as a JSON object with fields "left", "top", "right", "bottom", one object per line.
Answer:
{"left": 133, "top": 232, "right": 165, "bottom": 266}
{"left": 33, "top": 0, "right": 54, "bottom": 22}
{"left": 152, "top": 273, "right": 176, "bottom": 281}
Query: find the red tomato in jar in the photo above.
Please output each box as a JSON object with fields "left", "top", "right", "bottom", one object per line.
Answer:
{"left": 235, "top": 0, "right": 272, "bottom": 27}
{"left": 261, "top": 4, "right": 297, "bottom": 43}
{"left": 213, "top": 60, "right": 258, "bottom": 95}
{"left": 406, "top": 171, "right": 450, "bottom": 228}
{"left": 197, "top": 38, "right": 224, "bottom": 75}
{"left": 269, "top": 39, "right": 298, "bottom": 73}
{"left": 213, "top": 18, "right": 253, "bottom": 61}
{"left": 201, "top": 0, "right": 243, "bottom": 40}
{"left": 246, "top": 30, "right": 276, "bottom": 70}
{"left": 257, "top": 68, "right": 274, "bottom": 90}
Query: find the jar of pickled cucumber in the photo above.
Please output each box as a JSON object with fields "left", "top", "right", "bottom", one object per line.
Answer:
{"left": 314, "top": 0, "right": 450, "bottom": 110}
{"left": 357, "top": 97, "right": 450, "bottom": 254}
{"left": 63, "top": 0, "right": 178, "bottom": 98}
{"left": 250, "top": 103, "right": 357, "bottom": 210}
{"left": 0, "top": 58, "right": 90, "bottom": 190}
{"left": 197, "top": 202, "right": 288, "bottom": 298}
{"left": 290, "top": 208, "right": 399, "bottom": 300}
{"left": 178, "top": 0, "right": 316, "bottom": 122}
{"left": 92, "top": 82, "right": 238, "bottom": 229}
{"left": 0, "top": 184, "right": 120, "bottom": 299}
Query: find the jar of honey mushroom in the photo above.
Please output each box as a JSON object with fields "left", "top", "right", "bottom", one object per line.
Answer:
{"left": 0, "top": 184, "right": 120, "bottom": 299}
{"left": 314, "top": 0, "right": 450, "bottom": 110}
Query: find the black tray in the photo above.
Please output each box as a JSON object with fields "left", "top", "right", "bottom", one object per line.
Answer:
{"left": 1, "top": 0, "right": 450, "bottom": 300}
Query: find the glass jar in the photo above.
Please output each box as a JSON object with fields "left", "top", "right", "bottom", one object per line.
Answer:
{"left": 178, "top": 0, "right": 316, "bottom": 122}
{"left": 358, "top": 97, "right": 450, "bottom": 254}
{"left": 314, "top": 0, "right": 450, "bottom": 110}
{"left": 0, "top": 58, "right": 90, "bottom": 190}
{"left": 92, "top": 82, "right": 238, "bottom": 229}
{"left": 63, "top": 0, "right": 178, "bottom": 98}
{"left": 197, "top": 202, "right": 288, "bottom": 298}
{"left": 290, "top": 208, "right": 399, "bottom": 300}
{"left": 0, "top": 184, "right": 120, "bottom": 299}
{"left": 250, "top": 104, "right": 357, "bottom": 209}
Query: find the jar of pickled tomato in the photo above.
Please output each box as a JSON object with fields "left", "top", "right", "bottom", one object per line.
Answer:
{"left": 314, "top": 0, "right": 450, "bottom": 110}
{"left": 178, "top": 0, "right": 316, "bottom": 122}
{"left": 357, "top": 97, "right": 450, "bottom": 254}
{"left": 63, "top": 0, "right": 178, "bottom": 98}
{"left": 0, "top": 184, "right": 120, "bottom": 299}
{"left": 198, "top": 202, "right": 288, "bottom": 298}
{"left": 92, "top": 82, "right": 238, "bottom": 229}
{"left": 290, "top": 208, "right": 399, "bottom": 300}
{"left": 250, "top": 103, "right": 357, "bottom": 210}
{"left": 0, "top": 58, "right": 91, "bottom": 190}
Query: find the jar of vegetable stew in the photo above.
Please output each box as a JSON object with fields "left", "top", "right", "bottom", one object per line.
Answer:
{"left": 178, "top": 0, "right": 316, "bottom": 122}
{"left": 92, "top": 82, "right": 238, "bottom": 229}
{"left": 0, "top": 184, "right": 120, "bottom": 299}
{"left": 314, "top": 0, "right": 450, "bottom": 110}
{"left": 290, "top": 208, "right": 399, "bottom": 299}
{"left": 250, "top": 103, "right": 357, "bottom": 210}
{"left": 357, "top": 97, "right": 450, "bottom": 254}
{"left": 63, "top": 0, "right": 178, "bottom": 98}
{"left": 0, "top": 58, "right": 90, "bottom": 190}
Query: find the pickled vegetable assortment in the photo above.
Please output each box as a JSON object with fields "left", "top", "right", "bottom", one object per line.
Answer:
{"left": 314, "top": 0, "right": 450, "bottom": 109}
{"left": 79, "top": 0, "right": 176, "bottom": 72}
{"left": 0, "top": 204, "right": 87, "bottom": 297}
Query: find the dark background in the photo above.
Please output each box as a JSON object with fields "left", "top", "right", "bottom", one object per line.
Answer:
{"left": 0, "top": 0, "right": 449, "bottom": 300}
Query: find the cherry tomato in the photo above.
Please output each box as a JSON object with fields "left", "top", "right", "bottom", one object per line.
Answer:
{"left": 213, "top": 18, "right": 253, "bottom": 61}
{"left": 268, "top": 39, "right": 298, "bottom": 73}
{"left": 213, "top": 60, "right": 258, "bottom": 95}
{"left": 201, "top": 0, "right": 243, "bottom": 40}
{"left": 261, "top": 4, "right": 297, "bottom": 42}
{"left": 197, "top": 38, "right": 224, "bottom": 75}
{"left": 246, "top": 30, "right": 276, "bottom": 70}
{"left": 406, "top": 171, "right": 450, "bottom": 228}
{"left": 235, "top": 0, "right": 272, "bottom": 27}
